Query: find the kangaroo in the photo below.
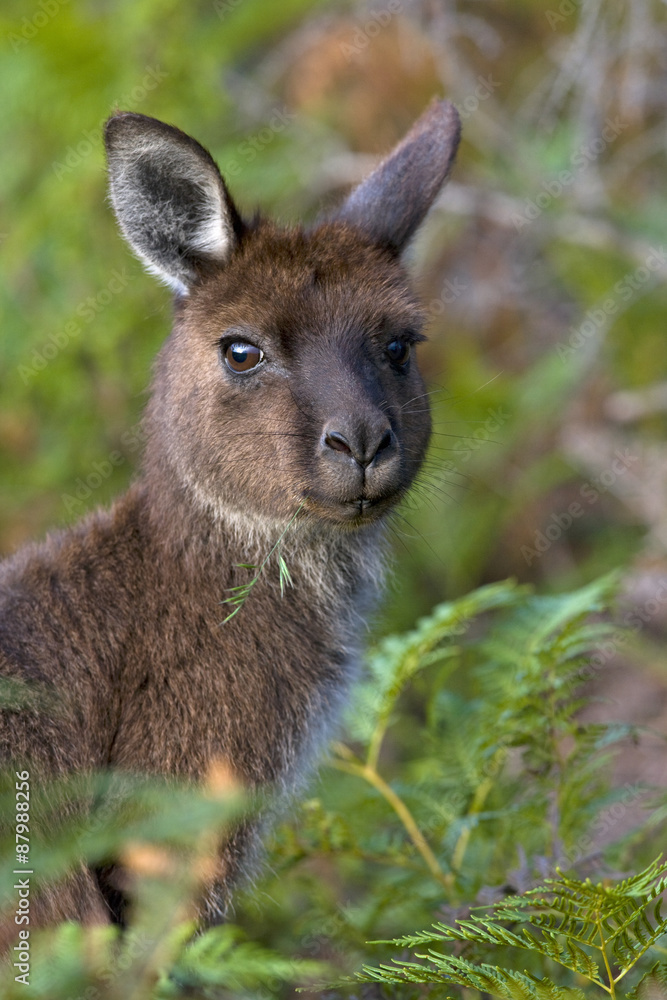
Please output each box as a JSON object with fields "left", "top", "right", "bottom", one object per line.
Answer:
{"left": 0, "top": 99, "right": 461, "bottom": 935}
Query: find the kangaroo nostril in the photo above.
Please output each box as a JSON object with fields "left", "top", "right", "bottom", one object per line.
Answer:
{"left": 324, "top": 431, "right": 353, "bottom": 455}
{"left": 322, "top": 421, "right": 396, "bottom": 466}
{"left": 377, "top": 429, "right": 393, "bottom": 454}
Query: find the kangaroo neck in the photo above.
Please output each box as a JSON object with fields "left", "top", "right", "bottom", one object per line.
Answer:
{"left": 136, "top": 444, "right": 387, "bottom": 619}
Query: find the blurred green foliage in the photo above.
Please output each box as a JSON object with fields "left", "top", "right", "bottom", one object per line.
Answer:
{"left": 1, "top": 0, "right": 667, "bottom": 995}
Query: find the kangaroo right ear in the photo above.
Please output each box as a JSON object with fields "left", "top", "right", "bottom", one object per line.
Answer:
{"left": 104, "top": 112, "right": 243, "bottom": 295}
{"left": 331, "top": 99, "right": 461, "bottom": 255}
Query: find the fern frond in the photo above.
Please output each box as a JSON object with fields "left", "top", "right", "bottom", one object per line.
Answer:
{"left": 167, "top": 924, "right": 327, "bottom": 993}
{"left": 359, "top": 953, "right": 588, "bottom": 1000}
{"left": 626, "top": 961, "right": 667, "bottom": 999}
{"left": 346, "top": 579, "right": 526, "bottom": 745}
{"left": 359, "top": 856, "right": 667, "bottom": 999}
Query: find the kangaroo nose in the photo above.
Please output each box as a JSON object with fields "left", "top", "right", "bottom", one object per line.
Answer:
{"left": 322, "top": 420, "right": 395, "bottom": 467}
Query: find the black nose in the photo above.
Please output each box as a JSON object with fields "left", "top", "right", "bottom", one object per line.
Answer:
{"left": 322, "top": 419, "right": 395, "bottom": 468}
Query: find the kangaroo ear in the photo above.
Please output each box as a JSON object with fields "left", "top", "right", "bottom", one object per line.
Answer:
{"left": 332, "top": 99, "right": 461, "bottom": 254}
{"left": 104, "top": 112, "right": 243, "bottom": 295}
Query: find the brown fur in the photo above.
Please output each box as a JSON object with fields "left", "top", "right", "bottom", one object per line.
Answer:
{"left": 0, "top": 101, "right": 460, "bottom": 937}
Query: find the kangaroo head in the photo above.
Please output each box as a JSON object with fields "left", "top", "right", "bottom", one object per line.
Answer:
{"left": 104, "top": 102, "right": 460, "bottom": 533}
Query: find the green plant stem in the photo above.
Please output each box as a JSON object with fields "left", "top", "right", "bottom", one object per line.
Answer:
{"left": 365, "top": 652, "right": 420, "bottom": 772}
{"left": 332, "top": 744, "right": 453, "bottom": 892}
{"left": 613, "top": 940, "right": 659, "bottom": 987}
{"left": 366, "top": 717, "right": 389, "bottom": 774}
{"left": 596, "top": 915, "right": 615, "bottom": 998}
{"left": 450, "top": 775, "right": 494, "bottom": 877}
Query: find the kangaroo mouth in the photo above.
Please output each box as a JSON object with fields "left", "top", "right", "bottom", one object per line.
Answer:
{"left": 302, "top": 491, "right": 398, "bottom": 527}
{"left": 353, "top": 498, "right": 373, "bottom": 513}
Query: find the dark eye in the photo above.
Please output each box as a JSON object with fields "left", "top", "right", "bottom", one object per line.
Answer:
{"left": 223, "top": 341, "right": 264, "bottom": 374}
{"left": 386, "top": 339, "right": 411, "bottom": 366}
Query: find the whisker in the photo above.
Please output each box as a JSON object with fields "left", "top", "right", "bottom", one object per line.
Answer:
{"left": 390, "top": 510, "right": 452, "bottom": 568}
{"left": 428, "top": 429, "right": 501, "bottom": 443}
{"left": 472, "top": 372, "right": 504, "bottom": 393}
{"left": 411, "top": 480, "right": 462, "bottom": 506}
{"left": 399, "top": 387, "right": 450, "bottom": 411}
{"left": 430, "top": 419, "right": 503, "bottom": 427}
{"left": 385, "top": 521, "right": 414, "bottom": 559}
{"left": 419, "top": 468, "right": 473, "bottom": 486}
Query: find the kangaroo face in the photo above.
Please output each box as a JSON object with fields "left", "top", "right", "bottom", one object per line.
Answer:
{"left": 105, "top": 104, "right": 460, "bottom": 531}
{"left": 155, "top": 223, "right": 431, "bottom": 529}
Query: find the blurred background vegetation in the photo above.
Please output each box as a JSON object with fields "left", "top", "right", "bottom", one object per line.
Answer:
{"left": 1, "top": 0, "right": 667, "bottom": 995}
{"left": 3, "top": 0, "right": 667, "bottom": 611}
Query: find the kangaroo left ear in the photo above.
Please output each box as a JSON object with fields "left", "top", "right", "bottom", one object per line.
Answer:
{"left": 331, "top": 99, "right": 461, "bottom": 255}
{"left": 104, "top": 112, "right": 244, "bottom": 295}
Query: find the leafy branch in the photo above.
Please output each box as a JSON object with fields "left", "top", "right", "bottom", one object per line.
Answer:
{"left": 330, "top": 575, "right": 622, "bottom": 903}
{"left": 332, "top": 741, "right": 453, "bottom": 892}
{"left": 356, "top": 858, "right": 667, "bottom": 999}
{"left": 220, "top": 501, "right": 304, "bottom": 623}
{"left": 331, "top": 580, "right": 526, "bottom": 893}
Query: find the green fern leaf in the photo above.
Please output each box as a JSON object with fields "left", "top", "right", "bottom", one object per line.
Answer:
{"left": 361, "top": 857, "right": 667, "bottom": 998}
{"left": 346, "top": 578, "right": 526, "bottom": 743}
{"left": 626, "top": 961, "right": 667, "bottom": 999}
{"left": 359, "top": 954, "right": 588, "bottom": 1000}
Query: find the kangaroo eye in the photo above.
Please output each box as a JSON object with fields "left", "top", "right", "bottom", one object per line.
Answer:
{"left": 386, "top": 339, "right": 411, "bottom": 366}
{"left": 223, "top": 341, "right": 264, "bottom": 373}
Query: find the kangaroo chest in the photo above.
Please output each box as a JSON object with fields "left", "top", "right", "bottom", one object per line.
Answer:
{"left": 109, "top": 574, "right": 358, "bottom": 789}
